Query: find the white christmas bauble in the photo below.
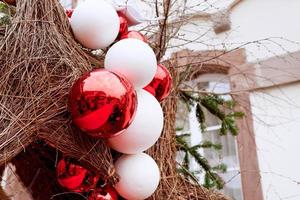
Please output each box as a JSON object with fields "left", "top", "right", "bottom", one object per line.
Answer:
{"left": 108, "top": 90, "right": 163, "bottom": 154}
{"left": 71, "top": 0, "right": 119, "bottom": 49}
{"left": 104, "top": 39, "right": 157, "bottom": 89}
{"left": 114, "top": 153, "right": 160, "bottom": 200}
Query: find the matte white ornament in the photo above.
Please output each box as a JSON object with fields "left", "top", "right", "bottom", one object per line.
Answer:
{"left": 114, "top": 153, "right": 160, "bottom": 200}
{"left": 71, "top": 0, "right": 119, "bottom": 49}
{"left": 104, "top": 39, "right": 157, "bottom": 89}
{"left": 108, "top": 90, "right": 163, "bottom": 154}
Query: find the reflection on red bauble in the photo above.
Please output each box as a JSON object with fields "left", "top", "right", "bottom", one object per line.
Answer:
{"left": 120, "top": 31, "right": 147, "bottom": 43}
{"left": 118, "top": 12, "right": 128, "bottom": 37}
{"left": 144, "top": 64, "right": 172, "bottom": 102}
{"left": 56, "top": 158, "right": 98, "bottom": 192}
{"left": 88, "top": 186, "right": 119, "bottom": 200}
{"left": 69, "top": 69, "right": 137, "bottom": 138}
{"left": 65, "top": 9, "right": 74, "bottom": 18}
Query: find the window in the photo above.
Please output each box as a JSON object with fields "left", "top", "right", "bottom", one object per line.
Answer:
{"left": 177, "top": 74, "right": 243, "bottom": 200}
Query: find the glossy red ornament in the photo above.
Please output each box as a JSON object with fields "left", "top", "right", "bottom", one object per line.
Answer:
{"left": 143, "top": 64, "right": 172, "bottom": 101}
{"left": 120, "top": 31, "right": 148, "bottom": 43}
{"left": 56, "top": 158, "right": 98, "bottom": 192}
{"left": 65, "top": 9, "right": 74, "bottom": 18}
{"left": 118, "top": 12, "right": 128, "bottom": 37}
{"left": 69, "top": 69, "right": 137, "bottom": 138}
{"left": 88, "top": 186, "right": 119, "bottom": 200}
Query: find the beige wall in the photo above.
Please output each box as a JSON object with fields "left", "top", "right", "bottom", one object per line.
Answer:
{"left": 250, "top": 82, "right": 300, "bottom": 200}
{"left": 167, "top": 0, "right": 300, "bottom": 62}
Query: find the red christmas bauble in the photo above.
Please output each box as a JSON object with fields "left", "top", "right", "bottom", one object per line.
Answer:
{"left": 120, "top": 31, "right": 148, "bottom": 43}
{"left": 69, "top": 69, "right": 137, "bottom": 138}
{"left": 66, "top": 9, "right": 74, "bottom": 18}
{"left": 118, "top": 12, "right": 128, "bottom": 37}
{"left": 88, "top": 186, "right": 119, "bottom": 200}
{"left": 56, "top": 158, "right": 98, "bottom": 192}
{"left": 143, "top": 64, "right": 172, "bottom": 101}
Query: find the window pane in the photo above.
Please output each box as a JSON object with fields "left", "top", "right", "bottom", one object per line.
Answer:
{"left": 176, "top": 74, "right": 243, "bottom": 199}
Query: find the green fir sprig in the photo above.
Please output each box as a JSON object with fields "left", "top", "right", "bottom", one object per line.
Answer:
{"left": 177, "top": 91, "right": 244, "bottom": 189}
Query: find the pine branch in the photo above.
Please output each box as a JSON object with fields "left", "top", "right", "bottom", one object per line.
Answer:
{"left": 196, "top": 103, "right": 206, "bottom": 131}
{"left": 179, "top": 91, "right": 195, "bottom": 111}
{"left": 204, "top": 171, "right": 225, "bottom": 189}
{"left": 212, "top": 163, "right": 227, "bottom": 173}
{"left": 177, "top": 91, "right": 243, "bottom": 189}
{"left": 176, "top": 135, "right": 225, "bottom": 189}
{"left": 200, "top": 95, "right": 225, "bottom": 120}
{"left": 192, "top": 141, "right": 222, "bottom": 151}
